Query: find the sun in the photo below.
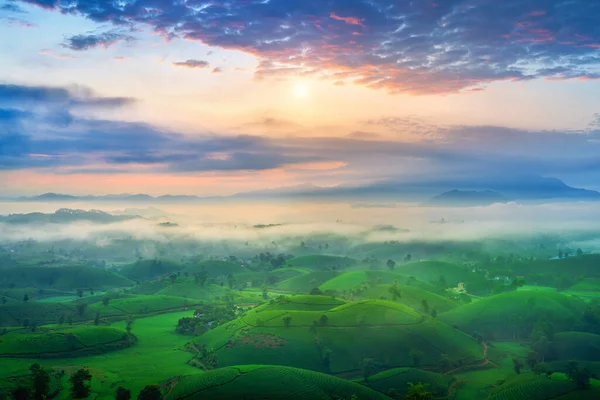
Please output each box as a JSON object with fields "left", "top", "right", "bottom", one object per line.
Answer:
{"left": 293, "top": 84, "right": 308, "bottom": 98}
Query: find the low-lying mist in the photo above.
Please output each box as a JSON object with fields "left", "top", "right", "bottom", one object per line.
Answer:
{"left": 2, "top": 200, "right": 600, "bottom": 253}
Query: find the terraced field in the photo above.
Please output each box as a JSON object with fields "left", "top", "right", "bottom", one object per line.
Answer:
{"left": 0, "top": 326, "right": 132, "bottom": 357}
{"left": 194, "top": 299, "right": 482, "bottom": 373}
{"left": 163, "top": 365, "right": 392, "bottom": 400}
{"left": 361, "top": 367, "right": 453, "bottom": 398}
{"left": 488, "top": 374, "right": 577, "bottom": 400}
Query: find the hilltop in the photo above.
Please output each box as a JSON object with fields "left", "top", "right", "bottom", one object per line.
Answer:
{"left": 426, "top": 189, "right": 508, "bottom": 206}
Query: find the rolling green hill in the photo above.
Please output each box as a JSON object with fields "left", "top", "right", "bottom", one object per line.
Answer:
{"left": 117, "top": 259, "right": 185, "bottom": 281}
{"left": 487, "top": 374, "right": 580, "bottom": 400}
{"left": 163, "top": 365, "right": 392, "bottom": 400}
{"left": 184, "top": 260, "right": 246, "bottom": 277}
{"left": 358, "top": 284, "right": 458, "bottom": 313}
{"left": 0, "top": 265, "right": 133, "bottom": 290}
{"left": 395, "top": 261, "right": 474, "bottom": 286}
{"left": 0, "top": 326, "right": 134, "bottom": 357}
{"left": 89, "top": 295, "right": 201, "bottom": 319}
{"left": 285, "top": 255, "right": 358, "bottom": 270}
{"left": 360, "top": 368, "right": 453, "bottom": 398}
{"left": 194, "top": 298, "right": 482, "bottom": 373}
{"left": 275, "top": 270, "right": 341, "bottom": 292}
{"left": 551, "top": 332, "right": 600, "bottom": 361}
{"left": 439, "top": 291, "right": 586, "bottom": 339}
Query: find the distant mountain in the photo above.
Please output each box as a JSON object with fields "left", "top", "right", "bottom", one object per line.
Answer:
{"left": 426, "top": 190, "right": 508, "bottom": 207}
{"left": 0, "top": 208, "right": 141, "bottom": 224}
{"left": 6, "top": 175, "right": 600, "bottom": 204}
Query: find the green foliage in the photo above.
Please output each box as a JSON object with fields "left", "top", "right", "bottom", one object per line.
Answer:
{"left": 29, "top": 363, "right": 50, "bottom": 400}
{"left": 137, "top": 385, "right": 162, "bottom": 400}
{"left": 404, "top": 382, "right": 433, "bottom": 400}
{"left": 69, "top": 368, "right": 92, "bottom": 399}
{"left": 512, "top": 357, "right": 523, "bottom": 374}
{"left": 566, "top": 361, "right": 591, "bottom": 389}
{"left": 116, "top": 387, "right": 132, "bottom": 400}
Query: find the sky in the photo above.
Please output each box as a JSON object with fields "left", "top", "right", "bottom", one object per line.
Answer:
{"left": 1, "top": 0, "right": 600, "bottom": 196}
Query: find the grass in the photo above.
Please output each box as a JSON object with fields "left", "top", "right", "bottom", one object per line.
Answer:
{"left": 358, "top": 284, "right": 458, "bottom": 313}
{"left": 0, "top": 326, "right": 131, "bottom": 357}
{"left": 116, "top": 259, "right": 185, "bottom": 281}
{"left": 163, "top": 365, "right": 391, "bottom": 400}
{"left": 0, "top": 311, "right": 198, "bottom": 400}
{"left": 89, "top": 295, "right": 201, "bottom": 319}
{"left": 275, "top": 270, "right": 341, "bottom": 292}
{"left": 0, "top": 302, "right": 94, "bottom": 327}
{"left": 551, "top": 332, "right": 600, "bottom": 361}
{"left": 439, "top": 291, "right": 586, "bottom": 339}
{"left": 285, "top": 255, "right": 358, "bottom": 270}
{"left": 0, "top": 265, "right": 134, "bottom": 290}
{"left": 360, "top": 367, "right": 453, "bottom": 398}
{"left": 195, "top": 299, "right": 482, "bottom": 374}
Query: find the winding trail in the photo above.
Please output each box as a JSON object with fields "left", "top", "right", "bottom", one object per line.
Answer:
{"left": 445, "top": 341, "right": 490, "bottom": 375}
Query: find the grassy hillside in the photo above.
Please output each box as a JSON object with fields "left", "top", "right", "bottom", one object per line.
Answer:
{"left": 117, "top": 259, "right": 185, "bottom": 281}
{"left": 184, "top": 260, "right": 246, "bottom": 277}
{"left": 0, "top": 265, "right": 133, "bottom": 290}
{"left": 439, "top": 291, "right": 586, "bottom": 339}
{"left": 0, "top": 326, "right": 134, "bottom": 357}
{"left": 194, "top": 298, "right": 482, "bottom": 373}
{"left": 360, "top": 368, "right": 453, "bottom": 398}
{"left": 551, "top": 332, "right": 600, "bottom": 361}
{"left": 487, "top": 374, "right": 579, "bottom": 400}
{"left": 395, "top": 261, "right": 475, "bottom": 286}
{"left": 275, "top": 270, "right": 341, "bottom": 292}
{"left": 285, "top": 255, "right": 358, "bottom": 270}
{"left": 163, "top": 365, "right": 392, "bottom": 400}
{"left": 358, "top": 284, "right": 458, "bottom": 313}
{"left": 512, "top": 254, "right": 600, "bottom": 279}
{"left": 89, "top": 295, "right": 200, "bottom": 319}
{"left": 0, "top": 302, "right": 93, "bottom": 327}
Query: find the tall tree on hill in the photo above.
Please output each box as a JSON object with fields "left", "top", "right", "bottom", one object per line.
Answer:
{"left": 70, "top": 368, "right": 92, "bottom": 399}
{"left": 566, "top": 361, "right": 591, "bottom": 389}
{"left": 116, "top": 387, "right": 131, "bottom": 400}
{"left": 512, "top": 358, "right": 523, "bottom": 375}
{"left": 76, "top": 289, "right": 84, "bottom": 298}
{"left": 577, "top": 248, "right": 584, "bottom": 256}
{"left": 29, "top": 363, "right": 50, "bottom": 400}
{"left": 421, "top": 299, "right": 429, "bottom": 314}
{"left": 386, "top": 259, "right": 396, "bottom": 271}
{"left": 23, "top": 293, "right": 29, "bottom": 302}
{"left": 405, "top": 382, "right": 433, "bottom": 400}
{"left": 360, "top": 358, "right": 378, "bottom": 382}
{"left": 409, "top": 349, "right": 425, "bottom": 368}
{"left": 137, "top": 385, "right": 162, "bottom": 400}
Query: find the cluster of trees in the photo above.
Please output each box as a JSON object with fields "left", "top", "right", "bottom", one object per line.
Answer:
{"left": 10, "top": 363, "right": 163, "bottom": 400}
{"left": 175, "top": 304, "right": 236, "bottom": 335}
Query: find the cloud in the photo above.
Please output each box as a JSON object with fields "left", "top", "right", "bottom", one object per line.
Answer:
{"left": 62, "top": 30, "right": 135, "bottom": 51}
{"left": 172, "top": 59, "right": 210, "bottom": 68}
{"left": 0, "top": 84, "right": 135, "bottom": 109}
{"left": 1, "top": 3, "right": 25, "bottom": 13}
{"left": 212, "top": 67, "right": 223, "bottom": 74}
{"left": 16, "top": 0, "right": 600, "bottom": 94}
{"left": 3, "top": 82, "right": 600, "bottom": 188}
{"left": 39, "top": 48, "right": 78, "bottom": 59}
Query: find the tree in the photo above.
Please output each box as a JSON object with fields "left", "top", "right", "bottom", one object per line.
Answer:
{"left": 116, "top": 387, "right": 131, "bottom": 400}
{"left": 261, "top": 284, "right": 269, "bottom": 300}
{"left": 409, "top": 349, "right": 425, "bottom": 367}
{"left": 76, "top": 289, "right": 83, "bottom": 298}
{"left": 29, "top": 363, "right": 50, "bottom": 400}
{"left": 94, "top": 312, "right": 100, "bottom": 326}
{"left": 23, "top": 293, "right": 29, "bottom": 302}
{"left": 512, "top": 357, "right": 523, "bottom": 375}
{"left": 12, "top": 387, "right": 30, "bottom": 400}
{"left": 89, "top": 287, "right": 94, "bottom": 295}
{"left": 137, "top": 385, "right": 162, "bottom": 400}
{"left": 421, "top": 299, "right": 429, "bottom": 314}
{"left": 126, "top": 317, "right": 134, "bottom": 333}
{"left": 533, "top": 363, "right": 548, "bottom": 375}
{"left": 169, "top": 274, "right": 177, "bottom": 284}
{"left": 1, "top": 296, "right": 6, "bottom": 304}
{"left": 430, "top": 308, "right": 438, "bottom": 320}
{"left": 310, "top": 287, "right": 324, "bottom": 295}
{"left": 76, "top": 304, "right": 87, "bottom": 317}
{"left": 577, "top": 248, "right": 584, "bottom": 256}
{"left": 566, "top": 361, "right": 591, "bottom": 389}
{"left": 282, "top": 316, "right": 292, "bottom": 327}
{"left": 102, "top": 297, "right": 110, "bottom": 306}
{"left": 558, "top": 250, "right": 563, "bottom": 259}
{"left": 404, "top": 254, "right": 412, "bottom": 263}
{"left": 70, "top": 368, "right": 92, "bottom": 399}
{"left": 360, "top": 358, "right": 378, "bottom": 382}
{"left": 388, "top": 284, "right": 401, "bottom": 300}
{"left": 386, "top": 259, "right": 396, "bottom": 271}
{"left": 319, "top": 314, "right": 329, "bottom": 326}
{"left": 405, "top": 382, "right": 433, "bottom": 400}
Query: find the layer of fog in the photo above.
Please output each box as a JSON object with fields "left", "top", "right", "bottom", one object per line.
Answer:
{"left": 1, "top": 201, "right": 600, "bottom": 252}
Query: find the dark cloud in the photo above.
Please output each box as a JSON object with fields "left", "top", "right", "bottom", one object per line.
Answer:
{"left": 1, "top": 3, "right": 25, "bottom": 13}
{"left": 0, "top": 84, "right": 135, "bottom": 109}
{"left": 172, "top": 59, "right": 210, "bottom": 68}
{"left": 62, "top": 30, "right": 135, "bottom": 51}
{"left": 16, "top": 0, "right": 600, "bottom": 94}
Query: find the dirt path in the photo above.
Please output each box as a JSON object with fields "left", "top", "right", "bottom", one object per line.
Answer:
{"left": 445, "top": 341, "right": 490, "bottom": 375}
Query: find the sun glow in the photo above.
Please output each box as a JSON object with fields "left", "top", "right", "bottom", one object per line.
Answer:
{"left": 293, "top": 84, "right": 308, "bottom": 98}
